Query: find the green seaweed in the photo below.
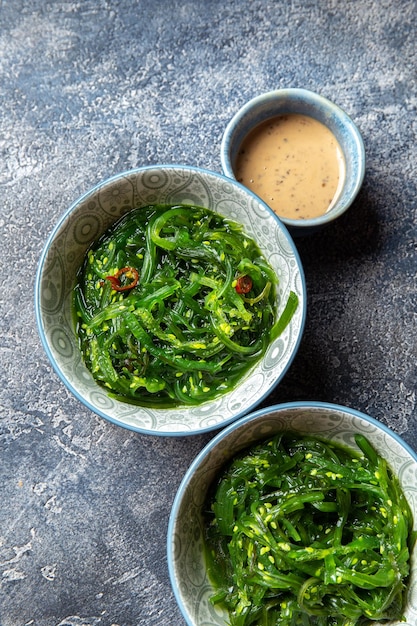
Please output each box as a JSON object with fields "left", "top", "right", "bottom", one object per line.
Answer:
{"left": 204, "top": 433, "right": 415, "bottom": 626}
{"left": 73, "top": 204, "right": 298, "bottom": 407}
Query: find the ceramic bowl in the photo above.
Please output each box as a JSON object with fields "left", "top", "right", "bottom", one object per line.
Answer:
{"left": 221, "top": 88, "right": 365, "bottom": 236}
{"left": 34, "top": 165, "right": 306, "bottom": 436}
{"left": 168, "top": 401, "right": 417, "bottom": 625}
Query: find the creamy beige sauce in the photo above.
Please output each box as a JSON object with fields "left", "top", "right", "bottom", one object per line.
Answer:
{"left": 235, "top": 114, "right": 345, "bottom": 220}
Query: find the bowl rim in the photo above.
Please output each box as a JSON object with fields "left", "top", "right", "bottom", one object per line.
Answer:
{"left": 34, "top": 164, "right": 307, "bottom": 436}
{"left": 167, "top": 400, "right": 417, "bottom": 623}
{"left": 220, "top": 88, "right": 366, "bottom": 229}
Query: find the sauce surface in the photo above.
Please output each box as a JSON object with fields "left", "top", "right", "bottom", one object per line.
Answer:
{"left": 235, "top": 113, "right": 345, "bottom": 220}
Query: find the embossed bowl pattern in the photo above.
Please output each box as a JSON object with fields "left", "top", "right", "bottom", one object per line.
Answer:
{"left": 168, "top": 401, "right": 417, "bottom": 625}
{"left": 35, "top": 165, "right": 306, "bottom": 436}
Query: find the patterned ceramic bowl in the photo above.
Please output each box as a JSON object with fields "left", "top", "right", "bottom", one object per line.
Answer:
{"left": 34, "top": 166, "right": 306, "bottom": 436}
{"left": 168, "top": 401, "right": 417, "bottom": 624}
{"left": 221, "top": 89, "right": 365, "bottom": 236}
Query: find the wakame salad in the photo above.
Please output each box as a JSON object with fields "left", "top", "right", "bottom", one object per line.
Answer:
{"left": 204, "top": 433, "right": 415, "bottom": 626}
{"left": 73, "top": 204, "right": 298, "bottom": 407}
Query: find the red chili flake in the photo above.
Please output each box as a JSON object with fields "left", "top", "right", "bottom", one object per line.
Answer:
{"left": 102, "top": 266, "right": 139, "bottom": 291}
{"left": 235, "top": 275, "right": 253, "bottom": 294}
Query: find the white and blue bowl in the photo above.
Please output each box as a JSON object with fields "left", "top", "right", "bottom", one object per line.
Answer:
{"left": 168, "top": 401, "right": 417, "bottom": 625}
{"left": 221, "top": 88, "right": 365, "bottom": 236}
{"left": 34, "top": 165, "right": 306, "bottom": 436}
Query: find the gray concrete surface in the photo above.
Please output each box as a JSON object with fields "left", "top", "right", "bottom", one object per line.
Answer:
{"left": 1, "top": 1, "right": 416, "bottom": 624}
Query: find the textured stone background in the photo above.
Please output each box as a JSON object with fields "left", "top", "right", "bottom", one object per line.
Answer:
{"left": 0, "top": 1, "right": 416, "bottom": 624}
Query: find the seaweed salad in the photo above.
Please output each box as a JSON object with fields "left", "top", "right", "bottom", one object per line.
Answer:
{"left": 204, "top": 433, "right": 415, "bottom": 626}
{"left": 73, "top": 204, "right": 298, "bottom": 407}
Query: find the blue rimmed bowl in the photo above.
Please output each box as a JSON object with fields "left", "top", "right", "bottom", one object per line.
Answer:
{"left": 168, "top": 401, "right": 417, "bottom": 625}
{"left": 221, "top": 88, "right": 365, "bottom": 236}
{"left": 34, "top": 165, "right": 306, "bottom": 436}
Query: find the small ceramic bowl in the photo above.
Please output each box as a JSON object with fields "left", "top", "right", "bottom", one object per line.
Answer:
{"left": 221, "top": 88, "right": 365, "bottom": 236}
{"left": 35, "top": 165, "right": 306, "bottom": 436}
{"left": 168, "top": 401, "right": 417, "bottom": 625}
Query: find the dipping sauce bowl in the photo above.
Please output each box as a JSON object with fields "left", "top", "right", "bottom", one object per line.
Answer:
{"left": 221, "top": 88, "right": 365, "bottom": 236}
